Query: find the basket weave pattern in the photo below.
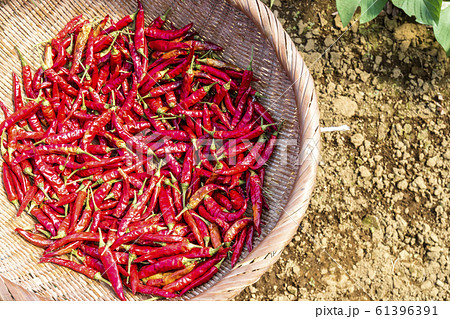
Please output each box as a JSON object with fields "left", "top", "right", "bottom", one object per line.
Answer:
{"left": 0, "top": 0, "right": 320, "bottom": 300}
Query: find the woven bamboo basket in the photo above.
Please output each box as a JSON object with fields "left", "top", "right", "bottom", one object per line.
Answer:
{"left": 0, "top": 0, "right": 320, "bottom": 301}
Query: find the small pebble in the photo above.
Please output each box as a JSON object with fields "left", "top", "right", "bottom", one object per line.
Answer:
{"left": 351, "top": 133, "right": 365, "bottom": 147}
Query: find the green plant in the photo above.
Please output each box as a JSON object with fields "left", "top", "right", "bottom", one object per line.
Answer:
{"left": 336, "top": 0, "right": 450, "bottom": 55}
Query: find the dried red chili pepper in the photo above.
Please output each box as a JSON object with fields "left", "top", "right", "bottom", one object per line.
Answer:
{"left": 30, "top": 207, "right": 57, "bottom": 237}
{"left": 3, "top": 164, "right": 20, "bottom": 209}
{"left": 16, "top": 185, "right": 38, "bottom": 217}
{"left": 44, "top": 69, "right": 78, "bottom": 97}
{"left": 138, "top": 255, "right": 199, "bottom": 279}
{"left": 251, "top": 131, "right": 278, "bottom": 170}
{"left": 0, "top": 100, "right": 40, "bottom": 134}
{"left": 229, "top": 188, "right": 246, "bottom": 210}
{"left": 145, "top": 262, "right": 196, "bottom": 288}
{"left": 47, "top": 232, "right": 102, "bottom": 253}
{"left": 40, "top": 256, "right": 109, "bottom": 284}
{"left": 134, "top": 1, "right": 145, "bottom": 57}
{"left": 98, "top": 231, "right": 126, "bottom": 301}
{"left": 53, "top": 14, "right": 83, "bottom": 43}
{"left": 179, "top": 257, "right": 225, "bottom": 295}
{"left": 102, "top": 12, "right": 136, "bottom": 35}
{"left": 159, "top": 184, "right": 177, "bottom": 231}
{"left": 196, "top": 57, "right": 243, "bottom": 72}
{"left": 15, "top": 228, "right": 53, "bottom": 248}
{"left": 162, "top": 253, "right": 225, "bottom": 293}
{"left": 14, "top": 47, "right": 34, "bottom": 99}
{"left": 215, "top": 135, "right": 266, "bottom": 176}
{"left": 181, "top": 184, "right": 227, "bottom": 214}
{"left": 70, "top": 24, "right": 91, "bottom": 75}
{"left": 110, "top": 223, "right": 164, "bottom": 251}
{"left": 207, "top": 221, "right": 222, "bottom": 249}
{"left": 249, "top": 170, "right": 263, "bottom": 235}
{"left": 223, "top": 217, "right": 252, "bottom": 244}
{"left": 117, "top": 175, "right": 158, "bottom": 236}
{"left": 231, "top": 227, "right": 248, "bottom": 267}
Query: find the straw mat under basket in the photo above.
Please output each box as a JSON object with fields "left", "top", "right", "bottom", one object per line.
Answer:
{"left": 0, "top": 0, "right": 320, "bottom": 300}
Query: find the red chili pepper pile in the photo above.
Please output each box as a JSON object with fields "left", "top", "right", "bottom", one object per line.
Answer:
{"left": 1, "top": 1, "right": 278, "bottom": 300}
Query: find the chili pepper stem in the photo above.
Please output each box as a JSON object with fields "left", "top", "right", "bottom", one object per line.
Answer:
{"left": 66, "top": 175, "right": 93, "bottom": 185}
{"left": 14, "top": 46, "right": 28, "bottom": 67}
{"left": 126, "top": 253, "right": 136, "bottom": 284}
{"left": 199, "top": 49, "right": 212, "bottom": 60}
{"left": 7, "top": 148, "right": 14, "bottom": 162}
{"left": 94, "top": 272, "right": 112, "bottom": 286}
{"left": 190, "top": 212, "right": 210, "bottom": 226}
{"left": 247, "top": 46, "right": 254, "bottom": 71}
{"left": 202, "top": 81, "right": 218, "bottom": 93}
{"left": 98, "top": 229, "right": 106, "bottom": 253}
{"left": 161, "top": 7, "right": 171, "bottom": 20}
{"left": 203, "top": 126, "right": 215, "bottom": 136}
{"left": 260, "top": 122, "right": 278, "bottom": 131}
{"left": 10, "top": 199, "right": 19, "bottom": 210}
{"left": 71, "top": 250, "right": 82, "bottom": 262}
{"left": 176, "top": 208, "right": 187, "bottom": 220}
{"left": 79, "top": 150, "right": 102, "bottom": 161}
{"left": 0, "top": 133, "right": 7, "bottom": 158}
{"left": 80, "top": 64, "right": 91, "bottom": 82}
{"left": 51, "top": 232, "right": 65, "bottom": 240}
{"left": 144, "top": 297, "right": 162, "bottom": 301}
{"left": 181, "top": 184, "right": 188, "bottom": 208}
{"left": 26, "top": 202, "right": 36, "bottom": 215}
{"left": 164, "top": 179, "right": 181, "bottom": 195}
{"left": 89, "top": 186, "right": 100, "bottom": 211}
{"left": 65, "top": 168, "right": 81, "bottom": 182}
{"left": 36, "top": 228, "right": 51, "bottom": 238}
{"left": 253, "top": 91, "right": 267, "bottom": 99}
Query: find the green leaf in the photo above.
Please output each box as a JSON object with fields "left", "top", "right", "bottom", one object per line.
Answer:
{"left": 392, "top": 0, "right": 442, "bottom": 27}
{"left": 433, "top": 6, "right": 450, "bottom": 55}
{"left": 336, "top": 0, "right": 360, "bottom": 27}
{"left": 360, "top": 0, "right": 389, "bottom": 24}
{"left": 336, "top": 0, "right": 388, "bottom": 27}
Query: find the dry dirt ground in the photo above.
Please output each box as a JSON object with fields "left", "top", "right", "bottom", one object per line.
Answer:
{"left": 235, "top": 0, "right": 449, "bottom": 301}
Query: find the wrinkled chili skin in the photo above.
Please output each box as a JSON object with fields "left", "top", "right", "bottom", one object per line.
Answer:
{"left": 184, "top": 184, "right": 227, "bottom": 212}
{"left": 40, "top": 257, "right": 101, "bottom": 281}
{"left": 3, "top": 164, "right": 20, "bottom": 208}
{"left": 223, "top": 217, "right": 252, "bottom": 244}
{"left": 231, "top": 227, "right": 247, "bottom": 267}
{"left": 138, "top": 255, "right": 195, "bottom": 279}
{"left": 99, "top": 243, "right": 127, "bottom": 301}
{"left": 249, "top": 172, "right": 263, "bottom": 235}
{"left": 15, "top": 228, "right": 53, "bottom": 247}
{"left": 179, "top": 258, "right": 224, "bottom": 295}
{"left": 34, "top": 156, "right": 69, "bottom": 198}
{"left": 162, "top": 253, "right": 225, "bottom": 293}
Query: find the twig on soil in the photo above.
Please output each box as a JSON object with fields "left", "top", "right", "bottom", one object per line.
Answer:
{"left": 321, "top": 125, "right": 350, "bottom": 132}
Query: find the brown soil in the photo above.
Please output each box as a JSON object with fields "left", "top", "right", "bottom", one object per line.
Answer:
{"left": 234, "top": 0, "right": 449, "bottom": 301}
